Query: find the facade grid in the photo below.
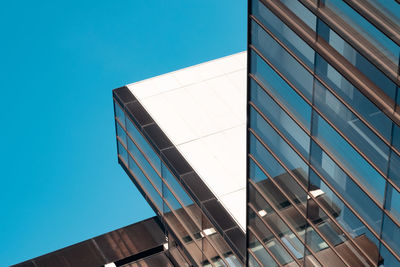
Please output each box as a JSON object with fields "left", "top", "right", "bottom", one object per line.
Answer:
{"left": 247, "top": 0, "right": 400, "bottom": 266}
{"left": 113, "top": 86, "right": 245, "bottom": 267}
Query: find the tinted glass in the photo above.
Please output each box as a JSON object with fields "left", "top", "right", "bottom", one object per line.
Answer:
{"left": 128, "top": 154, "right": 163, "bottom": 212}
{"left": 251, "top": 80, "right": 310, "bottom": 158}
{"left": 381, "top": 214, "right": 400, "bottom": 257}
{"left": 117, "top": 141, "right": 128, "bottom": 165}
{"left": 317, "top": 19, "right": 397, "bottom": 100}
{"left": 312, "top": 112, "right": 386, "bottom": 204}
{"left": 114, "top": 101, "right": 125, "bottom": 127}
{"left": 389, "top": 151, "right": 400, "bottom": 188}
{"left": 251, "top": 107, "right": 309, "bottom": 183}
{"left": 393, "top": 124, "right": 400, "bottom": 152}
{"left": 250, "top": 54, "right": 311, "bottom": 131}
{"left": 315, "top": 54, "right": 393, "bottom": 141}
{"left": 385, "top": 184, "right": 400, "bottom": 223}
{"left": 379, "top": 243, "right": 400, "bottom": 267}
{"left": 252, "top": 0, "right": 315, "bottom": 68}
{"left": 126, "top": 118, "right": 161, "bottom": 173}
{"left": 314, "top": 80, "right": 390, "bottom": 173}
{"left": 310, "top": 141, "right": 383, "bottom": 233}
{"left": 127, "top": 138, "right": 162, "bottom": 193}
{"left": 162, "top": 163, "right": 193, "bottom": 207}
{"left": 116, "top": 122, "right": 127, "bottom": 145}
{"left": 280, "top": 0, "right": 317, "bottom": 31}
{"left": 248, "top": 233, "right": 279, "bottom": 267}
{"left": 251, "top": 21, "right": 313, "bottom": 101}
{"left": 322, "top": 0, "right": 400, "bottom": 65}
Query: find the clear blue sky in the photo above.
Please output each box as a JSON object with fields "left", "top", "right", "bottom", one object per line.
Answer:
{"left": 0, "top": 1, "right": 246, "bottom": 265}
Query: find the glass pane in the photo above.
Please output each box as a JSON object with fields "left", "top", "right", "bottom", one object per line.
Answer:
{"left": 314, "top": 79, "right": 389, "bottom": 173}
{"left": 389, "top": 151, "right": 400, "bottom": 188}
{"left": 385, "top": 184, "right": 400, "bottom": 224}
{"left": 393, "top": 124, "right": 400, "bottom": 152}
{"left": 308, "top": 169, "right": 380, "bottom": 263}
{"left": 251, "top": 20, "right": 313, "bottom": 101}
{"left": 381, "top": 214, "right": 400, "bottom": 257}
{"left": 280, "top": 0, "right": 317, "bottom": 30}
{"left": 322, "top": 0, "right": 400, "bottom": 65}
{"left": 317, "top": 19, "right": 397, "bottom": 100}
{"left": 312, "top": 112, "right": 386, "bottom": 204}
{"left": 116, "top": 122, "right": 127, "bottom": 146}
{"left": 162, "top": 163, "right": 193, "bottom": 207}
{"left": 117, "top": 141, "right": 128, "bottom": 165}
{"left": 307, "top": 196, "right": 376, "bottom": 265}
{"left": 251, "top": 79, "right": 310, "bottom": 158}
{"left": 379, "top": 242, "right": 400, "bottom": 267}
{"left": 251, "top": 107, "right": 309, "bottom": 184}
{"left": 251, "top": 185, "right": 305, "bottom": 258}
{"left": 248, "top": 233, "right": 279, "bottom": 267}
{"left": 126, "top": 118, "right": 161, "bottom": 173}
{"left": 252, "top": 0, "right": 315, "bottom": 68}
{"left": 127, "top": 138, "right": 162, "bottom": 193}
{"left": 315, "top": 54, "right": 392, "bottom": 141}
{"left": 248, "top": 252, "right": 262, "bottom": 267}
{"left": 250, "top": 52, "right": 311, "bottom": 130}
{"left": 310, "top": 141, "right": 383, "bottom": 234}
{"left": 114, "top": 101, "right": 125, "bottom": 127}
{"left": 249, "top": 212, "right": 296, "bottom": 265}
{"left": 127, "top": 153, "right": 163, "bottom": 212}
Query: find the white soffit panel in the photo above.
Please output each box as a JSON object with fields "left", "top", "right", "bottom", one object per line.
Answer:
{"left": 127, "top": 51, "right": 247, "bottom": 231}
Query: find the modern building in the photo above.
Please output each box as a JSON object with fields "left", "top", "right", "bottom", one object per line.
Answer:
{"left": 14, "top": 217, "right": 185, "bottom": 267}
{"left": 247, "top": 0, "right": 400, "bottom": 266}
{"left": 112, "top": 52, "right": 247, "bottom": 267}
{"left": 15, "top": 1, "right": 400, "bottom": 267}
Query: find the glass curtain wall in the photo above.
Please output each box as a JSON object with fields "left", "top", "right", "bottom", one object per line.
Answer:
{"left": 247, "top": 0, "right": 400, "bottom": 266}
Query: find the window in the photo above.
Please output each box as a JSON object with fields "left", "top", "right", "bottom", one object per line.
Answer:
{"left": 251, "top": 20, "right": 313, "bottom": 101}
{"left": 251, "top": 80, "right": 310, "bottom": 158}
{"left": 312, "top": 112, "right": 386, "bottom": 204}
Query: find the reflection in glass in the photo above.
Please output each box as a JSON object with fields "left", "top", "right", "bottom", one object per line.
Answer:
{"left": 310, "top": 141, "right": 383, "bottom": 233}
{"left": 127, "top": 138, "right": 162, "bottom": 193}
{"left": 251, "top": 80, "right": 310, "bottom": 158}
{"left": 128, "top": 153, "right": 163, "bottom": 212}
{"left": 317, "top": 19, "right": 397, "bottom": 100}
{"left": 321, "top": 0, "right": 400, "bottom": 65}
{"left": 312, "top": 112, "right": 386, "bottom": 204}
{"left": 114, "top": 101, "right": 125, "bottom": 127}
{"left": 250, "top": 52, "right": 311, "bottom": 130}
{"left": 126, "top": 118, "right": 161, "bottom": 173}
{"left": 251, "top": 21, "right": 313, "bottom": 101}
{"left": 381, "top": 214, "right": 400, "bottom": 257}
{"left": 313, "top": 80, "right": 389, "bottom": 173}
{"left": 385, "top": 184, "right": 400, "bottom": 224}
{"left": 252, "top": 0, "right": 315, "bottom": 68}
{"left": 389, "top": 151, "right": 400, "bottom": 188}
{"left": 315, "top": 54, "right": 393, "bottom": 141}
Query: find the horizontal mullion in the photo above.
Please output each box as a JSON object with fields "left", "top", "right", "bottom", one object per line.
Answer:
{"left": 299, "top": 0, "right": 400, "bottom": 85}
{"left": 117, "top": 137, "right": 216, "bottom": 266}
{"left": 249, "top": 18, "right": 399, "bottom": 158}
{"left": 248, "top": 215, "right": 300, "bottom": 267}
{"left": 248, "top": 128, "right": 382, "bottom": 251}
{"left": 258, "top": 0, "right": 400, "bottom": 127}
{"left": 248, "top": 150, "right": 351, "bottom": 267}
{"left": 342, "top": 0, "right": 400, "bottom": 50}
{"left": 248, "top": 248, "right": 274, "bottom": 267}
{"left": 250, "top": 100, "right": 383, "bottom": 212}
{"left": 249, "top": 153, "right": 377, "bottom": 266}
{"left": 249, "top": 46, "right": 400, "bottom": 204}
{"left": 249, "top": 126, "right": 388, "bottom": 259}
{"left": 119, "top": 129, "right": 235, "bottom": 266}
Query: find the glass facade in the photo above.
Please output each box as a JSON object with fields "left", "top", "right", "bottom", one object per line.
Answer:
{"left": 248, "top": 0, "right": 400, "bottom": 266}
{"left": 113, "top": 90, "right": 244, "bottom": 267}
